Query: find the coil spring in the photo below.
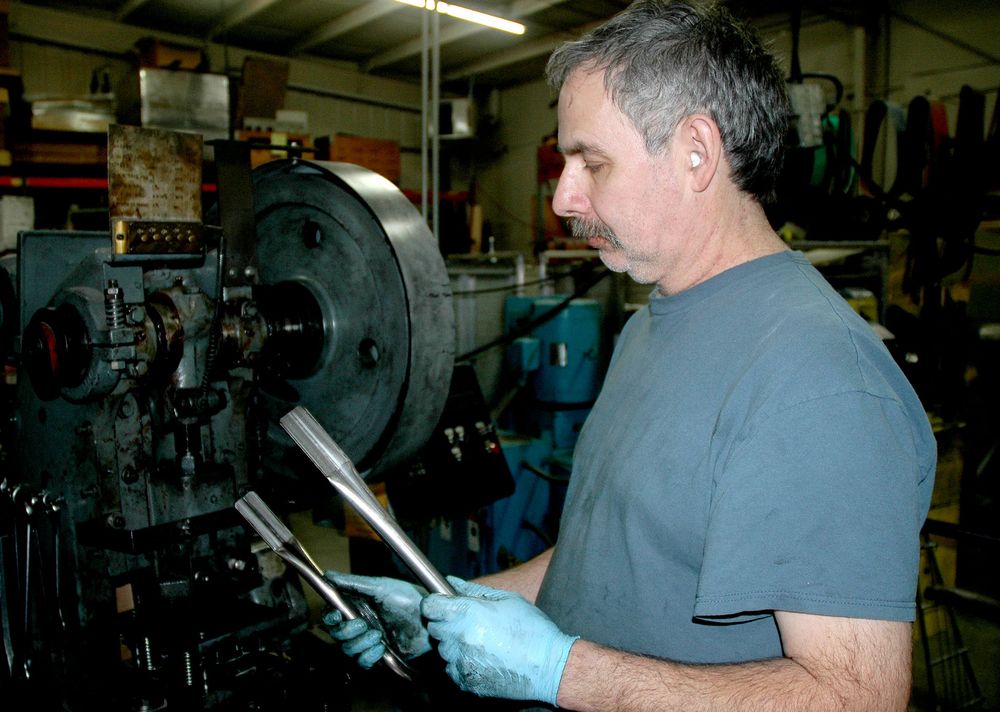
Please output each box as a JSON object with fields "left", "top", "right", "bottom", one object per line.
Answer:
{"left": 104, "top": 280, "right": 127, "bottom": 329}
{"left": 141, "top": 636, "right": 155, "bottom": 671}
{"left": 183, "top": 650, "right": 194, "bottom": 687}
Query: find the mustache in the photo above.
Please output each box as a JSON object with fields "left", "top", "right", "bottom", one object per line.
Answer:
{"left": 569, "top": 218, "right": 621, "bottom": 246}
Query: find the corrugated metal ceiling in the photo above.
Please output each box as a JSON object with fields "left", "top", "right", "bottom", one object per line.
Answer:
{"left": 13, "top": 0, "right": 637, "bottom": 89}
{"left": 10, "top": 1, "right": 886, "bottom": 90}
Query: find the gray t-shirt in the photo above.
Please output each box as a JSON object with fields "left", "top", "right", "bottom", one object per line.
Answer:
{"left": 535, "top": 250, "right": 936, "bottom": 664}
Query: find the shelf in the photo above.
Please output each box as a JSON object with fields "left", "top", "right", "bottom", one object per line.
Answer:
{"left": 0, "top": 176, "right": 107, "bottom": 189}
{"left": 0, "top": 176, "right": 218, "bottom": 192}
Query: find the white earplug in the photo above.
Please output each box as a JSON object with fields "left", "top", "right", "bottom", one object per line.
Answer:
{"left": 690, "top": 152, "right": 702, "bottom": 168}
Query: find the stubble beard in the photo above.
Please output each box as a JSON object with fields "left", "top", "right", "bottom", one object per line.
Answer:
{"left": 569, "top": 217, "right": 656, "bottom": 283}
{"left": 570, "top": 217, "right": 629, "bottom": 275}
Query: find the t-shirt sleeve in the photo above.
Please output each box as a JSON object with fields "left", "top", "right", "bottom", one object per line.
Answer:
{"left": 694, "top": 391, "right": 931, "bottom": 623}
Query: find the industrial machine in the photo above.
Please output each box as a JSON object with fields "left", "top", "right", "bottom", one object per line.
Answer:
{"left": 492, "top": 294, "right": 602, "bottom": 566}
{"left": 0, "top": 125, "right": 454, "bottom": 710}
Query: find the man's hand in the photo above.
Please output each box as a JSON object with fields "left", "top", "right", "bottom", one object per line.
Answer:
{"left": 421, "top": 576, "right": 578, "bottom": 705}
{"left": 322, "top": 572, "right": 431, "bottom": 668}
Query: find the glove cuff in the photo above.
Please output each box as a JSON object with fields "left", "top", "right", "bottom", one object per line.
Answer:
{"left": 542, "top": 634, "right": 579, "bottom": 707}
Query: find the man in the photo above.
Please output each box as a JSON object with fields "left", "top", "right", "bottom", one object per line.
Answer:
{"left": 325, "top": 2, "right": 936, "bottom": 709}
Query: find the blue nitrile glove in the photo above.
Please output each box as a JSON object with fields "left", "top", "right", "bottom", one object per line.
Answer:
{"left": 421, "top": 576, "right": 578, "bottom": 705}
{"left": 322, "top": 572, "right": 431, "bottom": 669}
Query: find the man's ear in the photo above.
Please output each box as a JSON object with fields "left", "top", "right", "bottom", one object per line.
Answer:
{"left": 682, "top": 114, "right": 721, "bottom": 192}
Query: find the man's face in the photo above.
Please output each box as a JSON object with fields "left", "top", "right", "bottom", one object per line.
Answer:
{"left": 552, "top": 69, "right": 689, "bottom": 288}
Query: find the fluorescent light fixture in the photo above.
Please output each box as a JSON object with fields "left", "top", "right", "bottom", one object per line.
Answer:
{"left": 394, "top": 0, "right": 526, "bottom": 35}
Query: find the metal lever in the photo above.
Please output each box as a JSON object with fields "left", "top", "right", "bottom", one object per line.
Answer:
{"left": 234, "top": 491, "right": 415, "bottom": 682}
{"left": 279, "top": 406, "right": 457, "bottom": 596}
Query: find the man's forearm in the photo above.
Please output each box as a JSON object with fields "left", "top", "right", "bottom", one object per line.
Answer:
{"left": 557, "top": 639, "right": 908, "bottom": 712}
{"left": 473, "top": 547, "right": 552, "bottom": 603}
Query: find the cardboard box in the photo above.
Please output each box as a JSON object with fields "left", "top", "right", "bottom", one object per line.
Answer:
{"left": 238, "top": 129, "right": 312, "bottom": 168}
{"left": 12, "top": 141, "right": 106, "bottom": 166}
{"left": 135, "top": 37, "right": 207, "bottom": 71}
{"left": 236, "top": 57, "right": 289, "bottom": 128}
{"left": 318, "top": 134, "right": 401, "bottom": 183}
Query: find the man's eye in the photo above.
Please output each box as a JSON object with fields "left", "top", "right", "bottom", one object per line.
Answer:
{"left": 585, "top": 163, "right": 603, "bottom": 173}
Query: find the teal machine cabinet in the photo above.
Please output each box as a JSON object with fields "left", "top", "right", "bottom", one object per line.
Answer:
{"left": 491, "top": 295, "right": 603, "bottom": 568}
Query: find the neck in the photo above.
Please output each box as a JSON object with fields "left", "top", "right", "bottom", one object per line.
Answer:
{"left": 657, "top": 188, "right": 786, "bottom": 296}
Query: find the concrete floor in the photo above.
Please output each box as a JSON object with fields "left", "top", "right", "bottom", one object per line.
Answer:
{"left": 912, "top": 609, "right": 1000, "bottom": 711}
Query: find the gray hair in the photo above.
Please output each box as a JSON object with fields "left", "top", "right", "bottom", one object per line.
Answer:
{"left": 546, "top": 0, "right": 788, "bottom": 203}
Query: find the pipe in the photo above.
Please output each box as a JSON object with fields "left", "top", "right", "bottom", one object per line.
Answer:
{"left": 279, "top": 407, "right": 456, "bottom": 596}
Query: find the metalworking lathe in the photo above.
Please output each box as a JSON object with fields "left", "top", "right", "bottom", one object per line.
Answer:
{"left": 0, "top": 124, "right": 454, "bottom": 710}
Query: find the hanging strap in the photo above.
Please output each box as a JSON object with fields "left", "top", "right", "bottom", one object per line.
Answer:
{"left": 830, "top": 108, "right": 856, "bottom": 195}
{"left": 860, "top": 99, "right": 907, "bottom": 199}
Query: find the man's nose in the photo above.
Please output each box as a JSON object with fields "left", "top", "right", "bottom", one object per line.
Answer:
{"left": 551, "top": 167, "right": 588, "bottom": 218}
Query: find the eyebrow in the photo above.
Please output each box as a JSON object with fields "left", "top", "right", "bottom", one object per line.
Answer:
{"left": 558, "top": 140, "right": 609, "bottom": 158}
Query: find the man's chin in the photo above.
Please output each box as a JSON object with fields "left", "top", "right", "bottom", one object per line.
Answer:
{"left": 596, "top": 250, "right": 629, "bottom": 274}
{"left": 596, "top": 252, "right": 658, "bottom": 284}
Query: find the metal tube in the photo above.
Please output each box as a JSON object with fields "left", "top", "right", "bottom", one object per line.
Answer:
{"left": 234, "top": 492, "right": 415, "bottom": 681}
{"left": 282, "top": 551, "right": 415, "bottom": 682}
{"left": 279, "top": 407, "right": 456, "bottom": 596}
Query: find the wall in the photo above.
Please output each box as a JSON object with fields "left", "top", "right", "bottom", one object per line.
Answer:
{"left": 475, "top": 80, "right": 556, "bottom": 255}
{"left": 479, "top": 1, "right": 1000, "bottom": 257}
{"left": 887, "top": 0, "right": 998, "bottom": 125}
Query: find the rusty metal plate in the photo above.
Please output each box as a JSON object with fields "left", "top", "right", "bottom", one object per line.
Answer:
{"left": 108, "top": 124, "right": 202, "bottom": 225}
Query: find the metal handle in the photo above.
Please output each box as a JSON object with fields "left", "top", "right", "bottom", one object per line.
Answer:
{"left": 280, "top": 406, "right": 456, "bottom": 596}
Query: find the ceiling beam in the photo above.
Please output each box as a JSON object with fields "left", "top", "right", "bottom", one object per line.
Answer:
{"left": 207, "top": 0, "right": 285, "bottom": 40}
{"left": 891, "top": 10, "right": 1000, "bottom": 66}
{"left": 288, "top": 0, "right": 401, "bottom": 55}
{"left": 116, "top": 0, "right": 153, "bottom": 22}
{"left": 364, "top": 0, "right": 567, "bottom": 71}
{"left": 443, "top": 19, "right": 603, "bottom": 81}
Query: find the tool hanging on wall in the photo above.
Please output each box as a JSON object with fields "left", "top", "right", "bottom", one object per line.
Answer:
{"left": 785, "top": 5, "right": 844, "bottom": 156}
{"left": 855, "top": 86, "right": 989, "bottom": 414}
{"left": 861, "top": 87, "right": 988, "bottom": 305}
{"left": 772, "top": 4, "right": 857, "bottom": 239}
